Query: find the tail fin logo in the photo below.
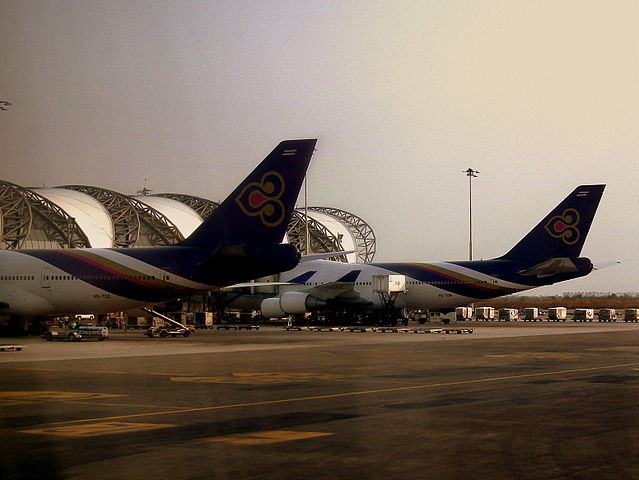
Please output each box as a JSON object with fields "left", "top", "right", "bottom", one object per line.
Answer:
{"left": 544, "top": 208, "right": 580, "bottom": 245}
{"left": 235, "top": 171, "right": 286, "bottom": 227}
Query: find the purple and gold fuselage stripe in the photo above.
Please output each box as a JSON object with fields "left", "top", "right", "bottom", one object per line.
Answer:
{"left": 60, "top": 250, "right": 166, "bottom": 289}
{"left": 395, "top": 263, "right": 501, "bottom": 291}
{"left": 373, "top": 262, "right": 522, "bottom": 298}
{"left": 18, "top": 250, "right": 190, "bottom": 302}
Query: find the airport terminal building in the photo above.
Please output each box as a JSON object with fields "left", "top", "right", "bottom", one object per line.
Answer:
{"left": 0, "top": 180, "right": 376, "bottom": 263}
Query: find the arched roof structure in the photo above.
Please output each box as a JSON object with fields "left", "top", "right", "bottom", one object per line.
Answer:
{"left": 155, "top": 193, "right": 218, "bottom": 219}
{"left": 0, "top": 180, "right": 91, "bottom": 249}
{"left": 0, "top": 181, "right": 31, "bottom": 250}
{"left": 60, "top": 186, "right": 141, "bottom": 248}
{"left": 309, "top": 207, "right": 377, "bottom": 263}
{"left": 36, "top": 189, "right": 113, "bottom": 248}
{"left": 133, "top": 196, "right": 202, "bottom": 238}
{"left": 0, "top": 180, "right": 377, "bottom": 263}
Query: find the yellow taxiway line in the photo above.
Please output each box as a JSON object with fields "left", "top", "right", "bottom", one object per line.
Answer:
{"left": 36, "top": 361, "right": 639, "bottom": 428}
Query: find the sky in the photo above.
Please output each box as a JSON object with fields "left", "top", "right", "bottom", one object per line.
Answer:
{"left": 1, "top": 0, "right": 638, "bottom": 295}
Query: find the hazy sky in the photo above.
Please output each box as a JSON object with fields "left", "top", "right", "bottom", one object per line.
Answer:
{"left": 1, "top": 0, "right": 638, "bottom": 295}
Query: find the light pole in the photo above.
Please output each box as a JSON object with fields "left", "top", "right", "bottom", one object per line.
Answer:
{"left": 463, "top": 168, "right": 479, "bottom": 260}
{"left": 304, "top": 174, "right": 310, "bottom": 254}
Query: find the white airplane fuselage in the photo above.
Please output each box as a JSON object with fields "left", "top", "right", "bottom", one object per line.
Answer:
{"left": 275, "top": 259, "right": 553, "bottom": 311}
{"left": 0, "top": 249, "right": 208, "bottom": 316}
{"left": 0, "top": 139, "right": 317, "bottom": 320}
{"left": 249, "top": 184, "right": 604, "bottom": 318}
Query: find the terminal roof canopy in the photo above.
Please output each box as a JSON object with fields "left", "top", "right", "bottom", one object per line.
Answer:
{"left": 0, "top": 180, "right": 376, "bottom": 262}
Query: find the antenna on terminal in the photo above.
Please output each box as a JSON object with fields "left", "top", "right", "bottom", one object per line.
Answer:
{"left": 137, "top": 178, "right": 152, "bottom": 196}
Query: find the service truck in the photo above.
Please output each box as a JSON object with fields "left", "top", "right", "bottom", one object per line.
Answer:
{"left": 45, "top": 324, "right": 108, "bottom": 341}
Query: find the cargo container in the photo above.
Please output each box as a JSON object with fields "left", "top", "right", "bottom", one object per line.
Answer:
{"left": 548, "top": 307, "right": 567, "bottom": 321}
{"left": 455, "top": 306, "right": 473, "bottom": 321}
{"left": 499, "top": 308, "right": 518, "bottom": 321}
{"left": 524, "top": 307, "right": 539, "bottom": 321}
{"left": 195, "top": 312, "right": 214, "bottom": 328}
{"left": 573, "top": 308, "right": 594, "bottom": 322}
{"left": 598, "top": 308, "right": 617, "bottom": 322}
{"left": 127, "top": 316, "right": 149, "bottom": 329}
{"left": 475, "top": 307, "right": 495, "bottom": 321}
{"left": 624, "top": 308, "right": 639, "bottom": 322}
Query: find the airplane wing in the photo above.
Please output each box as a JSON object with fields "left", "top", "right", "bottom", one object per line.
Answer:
{"left": 222, "top": 282, "right": 295, "bottom": 290}
{"left": 223, "top": 271, "right": 318, "bottom": 290}
{"left": 301, "top": 270, "right": 363, "bottom": 299}
{"left": 300, "top": 250, "right": 355, "bottom": 262}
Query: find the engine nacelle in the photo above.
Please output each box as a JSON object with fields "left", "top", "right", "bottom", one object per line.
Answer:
{"left": 260, "top": 292, "right": 326, "bottom": 318}
{"left": 260, "top": 297, "right": 287, "bottom": 318}
{"left": 280, "top": 292, "right": 325, "bottom": 314}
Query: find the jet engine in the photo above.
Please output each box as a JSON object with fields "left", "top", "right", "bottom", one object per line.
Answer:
{"left": 260, "top": 292, "right": 326, "bottom": 318}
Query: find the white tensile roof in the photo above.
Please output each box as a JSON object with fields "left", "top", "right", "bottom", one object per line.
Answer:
{"left": 134, "top": 196, "right": 203, "bottom": 238}
{"left": 307, "top": 210, "right": 357, "bottom": 263}
{"left": 36, "top": 188, "right": 114, "bottom": 248}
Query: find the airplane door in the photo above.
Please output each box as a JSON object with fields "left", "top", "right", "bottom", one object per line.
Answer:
{"left": 160, "top": 267, "right": 171, "bottom": 282}
{"left": 41, "top": 267, "right": 51, "bottom": 289}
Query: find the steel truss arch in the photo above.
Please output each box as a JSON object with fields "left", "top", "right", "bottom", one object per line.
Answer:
{"left": 287, "top": 210, "right": 348, "bottom": 262}
{"left": 128, "top": 197, "right": 184, "bottom": 246}
{"left": 0, "top": 182, "right": 91, "bottom": 249}
{"left": 155, "top": 193, "right": 219, "bottom": 220}
{"left": 0, "top": 181, "right": 32, "bottom": 249}
{"left": 309, "top": 206, "right": 376, "bottom": 263}
{"left": 59, "top": 185, "right": 141, "bottom": 248}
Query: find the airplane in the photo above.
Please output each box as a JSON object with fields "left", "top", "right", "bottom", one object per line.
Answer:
{"left": 0, "top": 139, "right": 317, "bottom": 327}
{"left": 229, "top": 184, "right": 605, "bottom": 322}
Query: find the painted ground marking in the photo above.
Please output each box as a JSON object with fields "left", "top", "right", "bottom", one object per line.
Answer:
{"left": 205, "top": 430, "right": 334, "bottom": 445}
{"left": 21, "top": 421, "right": 173, "bottom": 437}
{"left": 171, "top": 372, "right": 351, "bottom": 385}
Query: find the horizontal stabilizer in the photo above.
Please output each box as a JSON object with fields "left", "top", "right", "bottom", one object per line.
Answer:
{"left": 517, "top": 258, "right": 579, "bottom": 278}
{"left": 593, "top": 261, "right": 622, "bottom": 270}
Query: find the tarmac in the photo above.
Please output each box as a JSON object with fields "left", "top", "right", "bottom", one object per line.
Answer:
{"left": 1, "top": 322, "right": 639, "bottom": 480}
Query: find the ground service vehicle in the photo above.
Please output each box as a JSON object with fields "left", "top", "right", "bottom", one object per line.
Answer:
{"left": 146, "top": 324, "right": 192, "bottom": 338}
{"left": 144, "top": 307, "right": 193, "bottom": 338}
{"left": 45, "top": 324, "right": 108, "bottom": 341}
